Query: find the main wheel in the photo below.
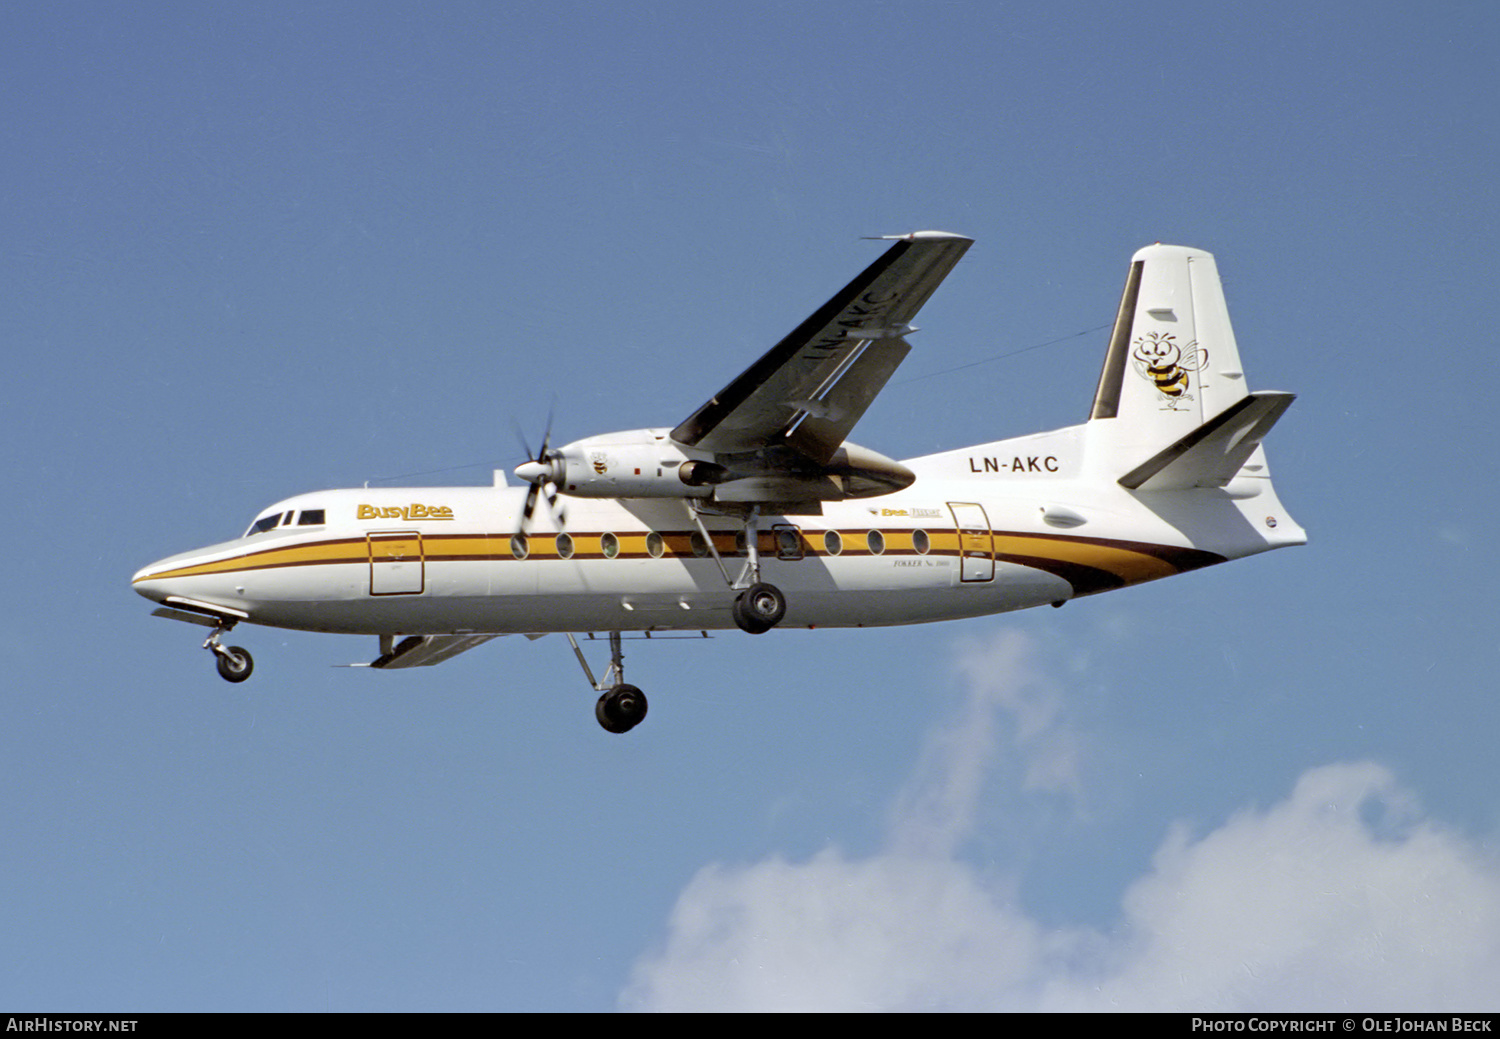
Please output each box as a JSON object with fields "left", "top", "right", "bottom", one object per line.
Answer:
{"left": 596, "top": 683, "right": 648, "bottom": 734}
{"left": 732, "top": 582, "right": 786, "bottom": 634}
{"left": 215, "top": 646, "right": 254, "bottom": 683}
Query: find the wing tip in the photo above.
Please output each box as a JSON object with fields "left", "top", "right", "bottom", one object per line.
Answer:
{"left": 864, "top": 230, "right": 973, "bottom": 243}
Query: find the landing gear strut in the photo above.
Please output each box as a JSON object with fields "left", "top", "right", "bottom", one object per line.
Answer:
{"left": 568, "top": 631, "right": 648, "bottom": 734}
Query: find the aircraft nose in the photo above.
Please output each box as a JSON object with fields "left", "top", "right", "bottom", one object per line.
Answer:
{"left": 132, "top": 562, "right": 169, "bottom": 603}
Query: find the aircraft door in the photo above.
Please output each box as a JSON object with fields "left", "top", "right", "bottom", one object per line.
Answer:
{"left": 947, "top": 503, "right": 995, "bottom": 583}
{"left": 368, "top": 531, "right": 425, "bottom": 595}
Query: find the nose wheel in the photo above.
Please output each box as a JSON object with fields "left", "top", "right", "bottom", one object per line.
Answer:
{"left": 204, "top": 622, "right": 254, "bottom": 683}
{"left": 213, "top": 644, "right": 254, "bottom": 683}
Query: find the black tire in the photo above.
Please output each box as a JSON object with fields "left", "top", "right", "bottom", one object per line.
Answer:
{"left": 216, "top": 646, "right": 254, "bottom": 683}
{"left": 733, "top": 582, "right": 785, "bottom": 634}
{"left": 596, "top": 684, "right": 648, "bottom": 734}
{"left": 732, "top": 594, "right": 770, "bottom": 634}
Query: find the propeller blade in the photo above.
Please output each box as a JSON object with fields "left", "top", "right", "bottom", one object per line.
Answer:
{"left": 512, "top": 421, "right": 536, "bottom": 467}
{"left": 521, "top": 480, "right": 541, "bottom": 530}
{"left": 513, "top": 406, "right": 564, "bottom": 532}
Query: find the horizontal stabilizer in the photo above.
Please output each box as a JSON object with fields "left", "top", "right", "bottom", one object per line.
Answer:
{"left": 1118, "top": 391, "right": 1295, "bottom": 491}
{"left": 371, "top": 633, "right": 502, "bottom": 669}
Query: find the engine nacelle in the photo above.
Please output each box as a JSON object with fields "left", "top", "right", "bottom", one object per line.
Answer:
{"left": 549, "top": 429, "right": 717, "bottom": 499}
{"left": 820, "top": 442, "right": 916, "bottom": 498}
{"left": 516, "top": 428, "right": 914, "bottom": 503}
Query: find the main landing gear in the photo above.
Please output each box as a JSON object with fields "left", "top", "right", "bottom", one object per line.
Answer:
{"left": 597, "top": 683, "right": 647, "bottom": 735}
{"left": 690, "top": 504, "right": 789, "bottom": 635}
{"left": 732, "top": 582, "right": 786, "bottom": 635}
{"left": 568, "top": 631, "right": 648, "bottom": 734}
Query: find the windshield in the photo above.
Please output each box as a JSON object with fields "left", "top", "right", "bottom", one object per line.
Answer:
{"left": 244, "top": 512, "right": 285, "bottom": 537}
{"left": 243, "top": 507, "right": 326, "bottom": 537}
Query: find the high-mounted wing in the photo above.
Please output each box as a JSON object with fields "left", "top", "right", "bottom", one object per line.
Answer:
{"left": 670, "top": 231, "right": 972, "bottom": 464}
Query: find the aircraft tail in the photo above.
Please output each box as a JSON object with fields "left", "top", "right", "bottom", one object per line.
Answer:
{"left": 1087, "top": 244, "right": 1293, "bottom": 491}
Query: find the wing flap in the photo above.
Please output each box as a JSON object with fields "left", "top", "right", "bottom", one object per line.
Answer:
{"left": 671, "top": 232, "right": 972, "bottom": 463}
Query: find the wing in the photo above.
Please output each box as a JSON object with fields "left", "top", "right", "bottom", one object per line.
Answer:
{"left": 670, "top": 231, "right": 972, "bottom": 465}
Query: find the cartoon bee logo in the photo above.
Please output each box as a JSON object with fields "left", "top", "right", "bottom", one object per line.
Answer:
{"left": 590, "top": 452, "right": 609, "bottom": 475}
{"left": 1132, "top": 331, "right": 1207, "bottom": 410}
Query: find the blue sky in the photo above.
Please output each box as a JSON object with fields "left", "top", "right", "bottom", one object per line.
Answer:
{"left": 4, "top": 0, "right": 1498, "bottom": 1011}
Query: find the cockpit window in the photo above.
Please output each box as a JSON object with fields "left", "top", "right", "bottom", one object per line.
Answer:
{"left": 245, "top": 512, "right": 285, "bottom": 537}
{"left": 244, "top": 507, "right": 324, "bottom": 537}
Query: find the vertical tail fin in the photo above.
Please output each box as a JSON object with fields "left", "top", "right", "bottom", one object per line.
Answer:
{"left": 1089, "top": 245, "right": 1273, "bottom": 483}
{"left": 1091, "top": 244, "right": 1247, "bottom": 425}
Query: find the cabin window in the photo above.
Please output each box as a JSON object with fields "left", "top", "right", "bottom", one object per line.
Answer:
{"left": 601, "top": 532, "right": 620, "bottom": 559}
{"left": 298, "top": 509, "right": 326, "bottom": 526}
{"left": 510, "top": 534, "right": 529, "bottom": 560}
{"left": 646, "top": 531, "right": 665, "bottom": 558}
{"left": 912, "top": 529, "right": 930, "bottom": 555}
{"left": 824, "top": 530, "right": 843, "bottom": 556}
{"left": 689, "top": 531, "right": 709, "bottom": 558}
{"left": 555, "top": 533, "right": 575, "bottom": 560}
{"left": 867, "top": 529, "right": 886, "bottom": 555}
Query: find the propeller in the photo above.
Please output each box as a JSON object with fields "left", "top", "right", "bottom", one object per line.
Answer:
{"left": 512, "top": 415, "right": 566, "bottom": 531}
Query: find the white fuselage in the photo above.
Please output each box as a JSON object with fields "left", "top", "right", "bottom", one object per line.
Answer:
{"left": 130, "top": 424, "right": 1305, "bottom": 638}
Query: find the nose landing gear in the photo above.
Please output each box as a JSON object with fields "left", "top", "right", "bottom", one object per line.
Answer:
{"left": 205, "top": 622, "right": 254, "bottom": 683}
{"left": 213, "top": 643, "right": 254, "bottom": 683}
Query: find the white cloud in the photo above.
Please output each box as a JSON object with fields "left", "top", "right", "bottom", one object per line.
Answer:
{"left": 619, "top": 851, "right": 1052, "bottom": 1012}
{"left": 623, "top": 630, "right": 1500, "bottom": 1012}
{"left": 1081, "top": 763, "right": 1500, "bottom": 1011}
{"left": 886, "top": 628, "right": 1082, "bottom": 858}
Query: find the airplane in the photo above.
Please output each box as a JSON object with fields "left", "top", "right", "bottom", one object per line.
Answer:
{"left": 132, "top": 232, "right": 1305, "bottom": 733}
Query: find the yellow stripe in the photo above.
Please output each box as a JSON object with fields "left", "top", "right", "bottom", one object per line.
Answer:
{"left": 926, "top": 531, "right": 961, "bottom": 554}
{"left": 135, "top": 528, "right": 1194, "bottom": 586}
